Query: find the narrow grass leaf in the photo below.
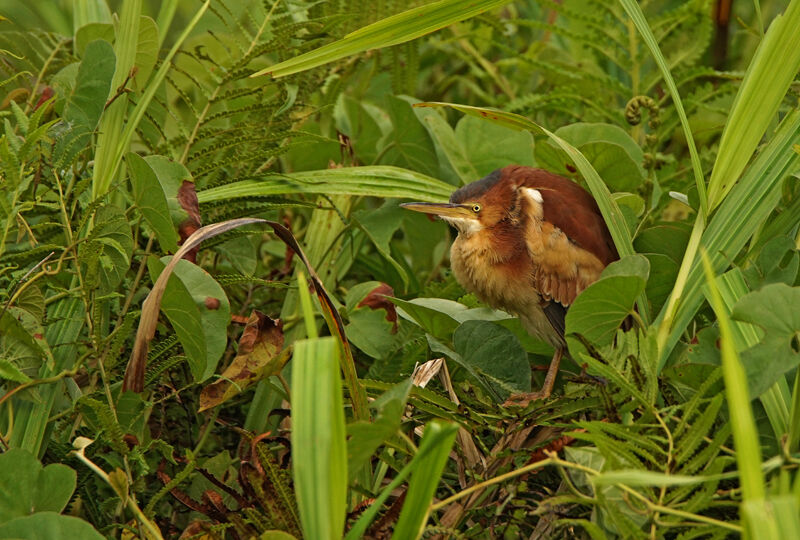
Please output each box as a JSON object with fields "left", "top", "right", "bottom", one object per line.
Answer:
{"left": 252, "top": 0, "right": 512, "bottom": 78}
{"left": 700, "top": 251, "right": 764, "bottom": 501}
{"left": 197, "top": 166, "right": 454, "bottom": 204}
{"left": 291, "top": 337, "right": 347, "bottom": 540}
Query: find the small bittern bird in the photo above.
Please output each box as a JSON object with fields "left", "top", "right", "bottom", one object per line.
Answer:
{"left": 401, "top": 165, "right": 618, "bottom": 405}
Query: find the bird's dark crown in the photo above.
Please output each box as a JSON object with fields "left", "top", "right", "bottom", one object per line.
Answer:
{"left": 449, "top": 169, "right": 503, "bottom": 204}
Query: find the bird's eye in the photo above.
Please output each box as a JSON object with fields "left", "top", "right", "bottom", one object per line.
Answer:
{"left": 471, "top": 204, "right": 481, "bottom": 213}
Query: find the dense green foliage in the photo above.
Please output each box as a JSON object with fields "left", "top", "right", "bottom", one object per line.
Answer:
{"left": 0, "top": 0, "right": 799, "bottom": 538}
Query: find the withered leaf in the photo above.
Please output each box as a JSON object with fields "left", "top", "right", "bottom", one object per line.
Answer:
{"left": 199, "top": 311, "right": 285, "bottom": 412}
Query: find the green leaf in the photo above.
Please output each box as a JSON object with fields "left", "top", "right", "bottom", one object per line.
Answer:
{"left": 413, "top": 105, "right": 476, "bottom": 184}
{"left": 0, "top": 513, "right": 103, "bottom": 540}
{"left": 453, "top": 114, "right": 535, "bottom": 179}
{"left": 0, "top": 360, "right": 31, "bottom": 384}
{"left": 352, "top": 202, "right": 409, "bottom": 288}
{"left": 732, "top": 284, "right": 800, "bottom": 398}
{"left": 452, "top": 320, "right": 531, "bottom": 402}
{"left": 291, "top": 337, "right": 347, "bottom": 540}
{"left": 0, "top": 449, "right": 76, "bottom": 523}
{"left": 592, "top": 470, "right": 713, "bottom": 487}
{"left": 657, "top": 109, "right": 800, "bottom": 366}
{"left": 335, "top": 95, "right": 383, "bottom": 165}
{"left": 392, "top": 421, "right": 458, "bottom": 539}
{"left": 376, "top": 96, "right": 439, "bottom": 177}
{"left": 344, "top": 419, "right": 458, "bottom": 540}
{"left": 346, "top": 309, "right": 397, "bottom": 359}
{"left": 566, "top": 255, "right": 648, "bottom": 351}
{"left": 74, "top": 23, "right": 114, "bottom": 57}
{"left": 127, "top": 152, "right": 180, "bottom": 252}
{"left": 52, "top": 39, "right": 115, "bottom": 168}
{"left": 197, "top": 166, "right": 454, "bottom": 205}
{"left": 392, "top": 297, "right": 463, "bottom": 339}
{"left": 253, "top": 0, "right": 513, "bottom": 77}
{"left": 641, "top": 253, "right": 679, "bottom": 316}
{"left": 141, "top": 155, "right": 195, "bottom": 228}
{"left": 634, "top": 224, "right": 691, "bottom": 264}
{"left": 147, "top": 257, "right": 231, "bottom": 383}
{"left": 536, "top": 123, "right": 645, "bottom": 192}
{"left": 133, "top": 16, "right": 158, "bottom": 90}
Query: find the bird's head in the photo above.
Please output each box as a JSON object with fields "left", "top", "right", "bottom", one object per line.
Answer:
{"left": 401, "top": 168, "right": 526, "bottom": 237}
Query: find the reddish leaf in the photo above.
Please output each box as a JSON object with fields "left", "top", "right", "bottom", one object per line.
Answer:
{"left": 198, "top": 311, "right": 286, "bottom": 412}
{"left": 357, "top": 282, "right": 398, "bottom": 327}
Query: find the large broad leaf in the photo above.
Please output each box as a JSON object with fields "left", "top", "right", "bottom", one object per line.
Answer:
{"left": 452, "top": 320, "right": 531, "bottom": 402}
{"left": 141, "top": 155, "right": 196, "bottom": 231}
{"left": 376, "top": 96, "right": 439, "bottom": 177}
{"left": 392, "top": 297, "right": 464, "bottom": 339}
{"left": 147, "top": 257, "right": 231, "bottom": 383}
{"left": 732, "top": 284, "right": 800, "bottom": 398}
{"left": 127, "top": 152, "right": 180, "bottom": 252}
{"left": 334, "top": 95, "right": 383, "bottom": 165}
{"left": 454, "top": 114, "right": 535, "bottom": 179}
{"left": 252, "top": 0, "right": 512, "bottom": 77}
{"left": 352, "top": 202, "right": 409, "bottom": 288}
{"left": 52, "top": 39, "right": 115, "bottom": 168}
{"left": 536, "top": 123, "right": 645, "bottom": 192}
{"left": 0, "top": 449, "right": 76, "bottom": 524}
{"left": 0, "top": 513, "right": 103, "bottom": 540}
{"left": 197, "top": 166, "right": 454, "bottom": 204}
{"left": 566, "top": 255, "right": 649, "bottom": 353}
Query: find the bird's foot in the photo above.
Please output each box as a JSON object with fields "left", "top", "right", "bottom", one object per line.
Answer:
{"left": 502, "top": 391, "right": 549, "bottom": 408}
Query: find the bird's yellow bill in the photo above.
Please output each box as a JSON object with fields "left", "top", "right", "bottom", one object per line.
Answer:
{"left": 400, "top": 202, "right": 473, "bottom": 219}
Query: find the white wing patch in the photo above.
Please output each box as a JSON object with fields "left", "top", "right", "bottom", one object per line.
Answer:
{"left": 521, "top": 187, "right": 544, "bottom": 219}
{"left": 523, "top": 187, "right": 544, "bottom": 203}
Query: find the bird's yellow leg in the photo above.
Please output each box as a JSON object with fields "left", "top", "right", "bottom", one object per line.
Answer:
{"left": 503, "top": 347, "right": 563, "bottom": 407}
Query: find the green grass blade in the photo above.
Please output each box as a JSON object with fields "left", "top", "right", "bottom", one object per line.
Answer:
{"left": 392, "top": 421, "right": 458, "bottom": 539}
{"left": 91, "top": 0, "right": 141, "bottom": 199}
{"left": 619, "top": 0, "right": 707, "bottom": 215}
{"left": 700, "top": 251, "right": 764, "bottom": 501}
{"left": 291, "top": 337, "right": 347, "bottom": 540}
{"left": 252, "top": 0, "right": 512, "bottom": 78}
{"left": 92, "top": 0, "right": 209, "bottom": 199}
{"left": 706, "top": 0, "right": 800, "bottom": 210}
{"left": 197, "top": 166, "right": 454, "bottom": 204}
